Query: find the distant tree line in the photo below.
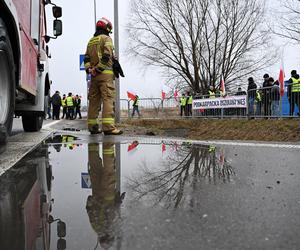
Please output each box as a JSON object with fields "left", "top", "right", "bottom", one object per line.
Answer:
{"left": 127, "top": 0, "right": 276, "bottom": 94}
{"left": 274, "top": 0, "right": 300, "bottom": 44}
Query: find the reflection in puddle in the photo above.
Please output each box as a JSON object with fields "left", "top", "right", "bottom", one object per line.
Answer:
{"left": 62, "top": 128, "right": 81, "bottom": 132}
{"left": 0, "top": 143, "right": 66, "bottom": 250}
{"left": 127, "top": 142, "right": 234, "bottom": 208}
{"left": 45, "top": 134, "right": 82, "bottom": 152}
{"left": 0, "top": 135, "right": 233, "bottom": 249}
{"left": 86, "top": 143, "right": 125, "bottom": 249}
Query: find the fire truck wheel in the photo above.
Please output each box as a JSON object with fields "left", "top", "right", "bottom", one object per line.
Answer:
{"left": 22, "top": 114, "right": 43, "bottom": 132}
{"left": 0, "top": 18, "right": 15, "bottom": 143}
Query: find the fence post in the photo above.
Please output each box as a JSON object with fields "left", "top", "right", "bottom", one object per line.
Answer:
{"left": 127, "top": 100, "right": 130, "bottom": 119}
{"left": 246, "top": 93, "right": 249, "bottom": 119}
{"left": 280, "top": 94, "right": 282, "bottom": 118}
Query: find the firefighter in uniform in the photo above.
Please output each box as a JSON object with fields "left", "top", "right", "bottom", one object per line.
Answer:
{"left": 180, "top": 94, "right": 187, "bottom": 116}
{"left": 86, "top": 142, "right": 125, "bottom": 248}
{"left": 84, "top": 17, "right": 123, "bottom": 135}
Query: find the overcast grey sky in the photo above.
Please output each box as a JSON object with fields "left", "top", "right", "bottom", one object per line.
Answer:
{"left": 47, "top": 0, "right": 300, "bottom": 104}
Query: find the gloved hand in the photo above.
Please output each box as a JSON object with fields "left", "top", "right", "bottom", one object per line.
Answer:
{"left": 88, "top": 67, "right": 97, "bottom": 76}
{"left": 113, "top": 58, "right": 125, "bottom": 78}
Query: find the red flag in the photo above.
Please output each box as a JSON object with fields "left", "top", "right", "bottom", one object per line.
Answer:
{"left": 127, "top": 91, "right": 136, "bottom": 100}
{"left": 220, "top": 75, "right": 225, "bottom": 96}
{"left": 278, "top": 66, "right": 285, "bottom": 97}
{"left": 174, "top": 90, "right": 178, "bottom": 101}
{"left": 128, "top": 141, "right": 139, "bottom": 152}
{"left": 162, "top": 143, "right": 166, "bottom": 153}
{"left": 161, "top": 91, "right": 166, "bottom": 100}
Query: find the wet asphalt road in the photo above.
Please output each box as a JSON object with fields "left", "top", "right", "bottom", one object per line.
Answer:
{"left": 11, "top": 117, "right": 54, "bottom": 136}
{"left": 0, "top": 127, "right": 299, "bottom": 250}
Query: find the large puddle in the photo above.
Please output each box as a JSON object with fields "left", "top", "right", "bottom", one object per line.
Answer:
{"left": 0, "top": 134, "right": 300, "bottom": 250}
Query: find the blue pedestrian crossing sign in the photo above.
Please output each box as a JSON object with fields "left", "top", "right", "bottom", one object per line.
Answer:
{"left": 79, "top": 54, "right": 85, "bottom": 71}
{"left": 81, "top": 173, "right": 92, "bottom": 189}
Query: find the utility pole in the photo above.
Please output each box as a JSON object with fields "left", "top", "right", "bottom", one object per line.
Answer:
{"left": 114, "top": 0, "right": 120, "bottom": 123}
{"left": 94, "top": 0, "right": 97, "bottom": 30}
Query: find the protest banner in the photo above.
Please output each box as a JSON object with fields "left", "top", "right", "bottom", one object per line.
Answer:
{"left": 193, "top": 95, "right": 247, "bottom": 110}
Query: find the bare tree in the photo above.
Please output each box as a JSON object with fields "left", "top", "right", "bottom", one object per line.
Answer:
{"left": 127, "top": 143, "right": 234, "bottom": 208}
{"left": 274, "top": 0, "right": 300, "bottom": 43}
{"left": 127, "top": 0, "right": 275, "bottom": 94}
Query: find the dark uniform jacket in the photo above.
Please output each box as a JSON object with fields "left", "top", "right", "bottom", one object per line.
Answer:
{"left": 51, "top": 93, "right": 61, "bottom": 106}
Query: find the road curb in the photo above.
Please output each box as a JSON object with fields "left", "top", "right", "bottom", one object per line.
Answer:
{"left": 0, "top": 129, "right": 53, "bottom": 177}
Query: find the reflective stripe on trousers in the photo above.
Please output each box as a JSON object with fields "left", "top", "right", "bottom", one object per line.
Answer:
{"left": 87, "top": 74, "right": 116, "bottom": 132}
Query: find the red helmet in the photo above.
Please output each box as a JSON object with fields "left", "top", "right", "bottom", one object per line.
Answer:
{"left": 96, "top": 17, "right": 113, "bottom": 33}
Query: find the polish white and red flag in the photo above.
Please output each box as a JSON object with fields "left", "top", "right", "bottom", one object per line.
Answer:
{"left": 127, "top": 91, "right": 136, "bottom": 100}
{"left": 278, "top": 64, "right": 285, "bottom": 97}
{"left": 220, "top": 75, "right": 226, "bottom": 96}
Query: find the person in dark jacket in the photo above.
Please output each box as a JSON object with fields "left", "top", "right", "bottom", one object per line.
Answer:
{"left": 51, "top": 91, "right": 61, "bottom": 120}
{"left": 74, "top": 95, "right": 82, "bottom": 119}
{"left": 247, "top": 77, "right": 257, "bottom": 116}
{"left": 236, "top": 87, "right": 247, "bottom": 96}
{"left": 262, "top": 73, "right": 272, "bottom": 116}
{"left": 271, "top": 79, "right": 280, "bottom": 116}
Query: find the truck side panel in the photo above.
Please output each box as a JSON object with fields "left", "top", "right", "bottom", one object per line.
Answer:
{"left": 13, "top": 0, "right": 38, "bottom": 96}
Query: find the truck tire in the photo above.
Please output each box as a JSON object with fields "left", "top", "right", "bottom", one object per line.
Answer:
{"left": 22, "top": 114, "right": 43, "bottom": 132}
{"left": 0, "top": 18, "right": 15, "bottom": 143}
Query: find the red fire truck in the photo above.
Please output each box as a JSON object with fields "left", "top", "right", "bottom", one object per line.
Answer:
{"left": 0, "top": 0, "right": 62, "bottom": 143}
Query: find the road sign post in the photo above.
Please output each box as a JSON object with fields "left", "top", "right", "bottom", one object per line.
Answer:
{"left": 79, "top": 54, "right": 85, "bottom": 71}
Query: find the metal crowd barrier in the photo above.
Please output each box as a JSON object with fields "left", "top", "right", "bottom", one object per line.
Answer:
{"left": 120, "top": 84, "right": 300, "bottom": 119}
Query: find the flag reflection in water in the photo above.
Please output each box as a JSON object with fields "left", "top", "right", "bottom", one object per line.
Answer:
{"left": 127, "top": 142, "right": 234, "bottom": 208}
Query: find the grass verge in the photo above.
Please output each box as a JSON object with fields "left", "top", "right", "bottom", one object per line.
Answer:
{"left": 121, "top": 118, "right": 300, "bottom": 142}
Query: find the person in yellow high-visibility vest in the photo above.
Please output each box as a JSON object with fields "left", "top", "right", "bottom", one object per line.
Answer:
{"left": 207, "top": 86, "right": 216, "bottom": 116}
{"left": 61, "top": 94, "right": 67, "bottom": 119}
{"left": 131, "top": 95, "right": 141, "bottom": 118}
{"left": 84, "top": 17, "right": 123, "bottom": 135}
{"left": 66, "top": 92, "right": 74, "bottom": 119}
{"left": 180, "top": 93, "right": 187, "bottom": 116}
{"left": 186, "top": 91, "right": 193, "bottom": 116}
{"left": 288, "top": 70, "right": 300, "bottom": 116}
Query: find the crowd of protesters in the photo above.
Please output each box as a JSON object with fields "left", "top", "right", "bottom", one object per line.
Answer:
{"left": 177, "top": 69, "right": 300, "bottom": 118}
{"left": 246, "top": 70, "right": 300, "bottom": 117}
{"left": 47, "top": 91, "right": 82, "bottom": 120}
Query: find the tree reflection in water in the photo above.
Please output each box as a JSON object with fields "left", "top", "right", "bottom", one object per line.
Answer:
{"left": 127, "top": 143, "right": 234, "bottom": 208}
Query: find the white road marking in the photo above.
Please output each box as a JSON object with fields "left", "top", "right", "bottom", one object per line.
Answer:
{"left": 121, "top": 136, "right": 300, "bottom": 149}
{"left": 42, "top": 120, "right": 61, "bottom": 129}
{"left": 189, "top": 140, "right": 300, "bottom": 149}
